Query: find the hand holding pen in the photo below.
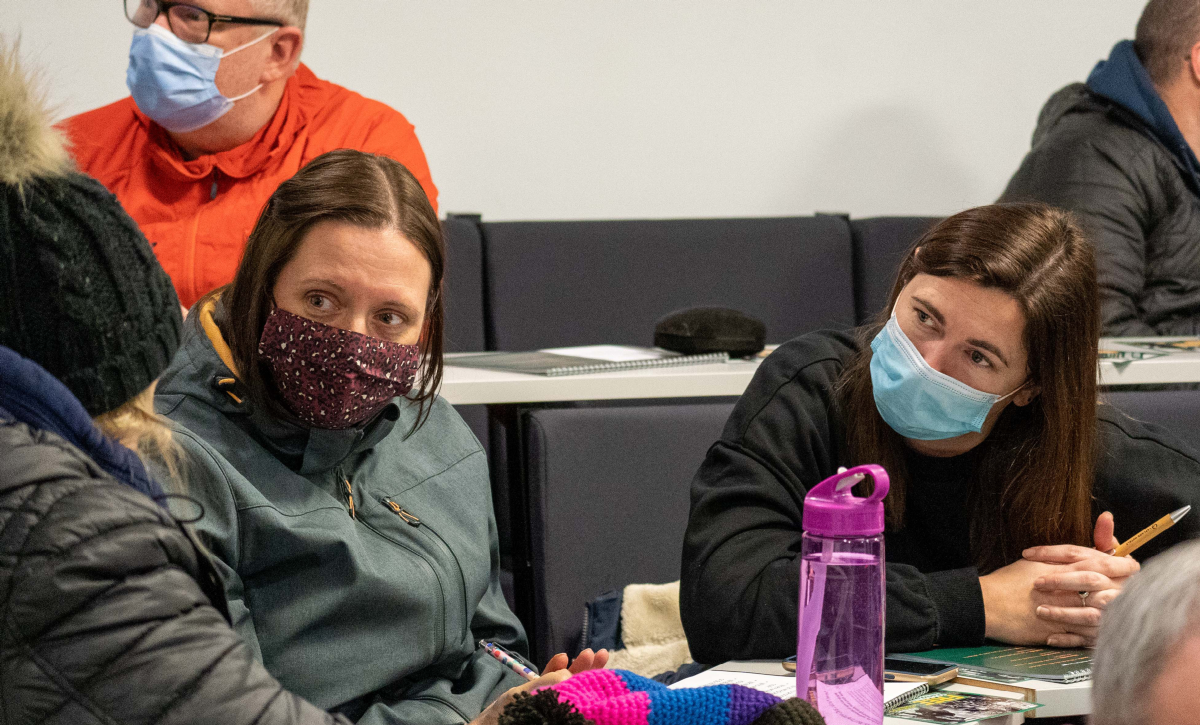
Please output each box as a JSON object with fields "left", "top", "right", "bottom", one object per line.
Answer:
{"left": 1023, "top": 507, "right": 1190, "bottom": 638}
{"left": 471, "top": 643, "right": 611, "bottom": 725}
{"left": 480, "top": 640, "right": 610, "bottom": 681}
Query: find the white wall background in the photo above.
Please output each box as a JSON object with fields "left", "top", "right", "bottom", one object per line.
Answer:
{"left": 4, "top": 1, "right": 1144, "bottom": 220}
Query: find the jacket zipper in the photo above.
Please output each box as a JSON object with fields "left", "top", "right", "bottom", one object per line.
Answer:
{"left": 380, "top": 498, "right": 470, "bottom": 634}
{"left": 209, "top": 169, "right": 220, "bottom": 200}
{"left": 579, "top": 605, "right": 591, "bottom": 655}
{"left": 338, "top": 468, "right": 356, "bottom": 519}
{"left": 356, "top": 515, "right": 447, "bottom": 662}
{"left": 382, "top": 498, "right": 421, "bottom": 526}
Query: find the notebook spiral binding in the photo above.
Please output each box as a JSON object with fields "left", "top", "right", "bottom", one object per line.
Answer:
{"left": 884, "top": 683, "right": 930, "bottom": 710}
{"left": 543, "top": 351, "right": 730, "bottom": 377}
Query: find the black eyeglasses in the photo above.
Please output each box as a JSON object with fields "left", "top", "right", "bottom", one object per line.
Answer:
{"left": 124, "top": 0, "right": 283, "bottom": 44}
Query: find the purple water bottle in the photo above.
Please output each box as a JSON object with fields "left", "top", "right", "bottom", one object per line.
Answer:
{"left": 795, "top": 465, "right": 889, "bottom": 725}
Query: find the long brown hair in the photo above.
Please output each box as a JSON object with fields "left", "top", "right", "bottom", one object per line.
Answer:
{"left": 838, "top": 203, "right": 1099, "bottom": 573}
{"left": 205, "top": 149, "right": 445, "bottom": 434}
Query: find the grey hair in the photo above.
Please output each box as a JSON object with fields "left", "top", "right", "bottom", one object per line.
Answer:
{"left": 254, "top": 0, "right": 309, "bottom": 30}
{"left": 1092, "top": 539, "right": 1200, "bottom": 725}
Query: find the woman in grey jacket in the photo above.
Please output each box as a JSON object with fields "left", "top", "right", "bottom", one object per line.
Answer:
{"left": 154, "top": 149, "right": 603, "bottom": 725}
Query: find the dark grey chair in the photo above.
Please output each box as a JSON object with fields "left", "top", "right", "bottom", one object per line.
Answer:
{"left": 521, "top": 399, "right": 736, "bottom": 664}
{"left": 443, "top": 215, "right": 490, "bottom": 478}
{"left": 850, "top": 216, "right": 940, "bottom": 324}
{"left": 443, "top": 214, "right": 488, "bottom": 353}
{"left": 1104, "top": 389, "right": 1200, "bottom": 453}
{"left": 481, "top": 217, "right": 857, "bottom": 351}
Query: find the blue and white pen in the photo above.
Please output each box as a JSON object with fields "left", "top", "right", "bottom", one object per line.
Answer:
{"left": 480, "top": 640, "right": 538, "bottom": 681}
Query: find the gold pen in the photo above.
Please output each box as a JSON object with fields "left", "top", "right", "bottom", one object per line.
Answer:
{"left": 1113, "top": 505, "right": 1192, "bottom": 558}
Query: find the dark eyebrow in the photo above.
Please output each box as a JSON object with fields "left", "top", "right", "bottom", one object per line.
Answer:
{"left": 910, "top": 296, "right": 944, "bottom": 325}
{"left": 966, "top": 338, "right": 1010, "bottom": 368}
{"left": 911, "top": 295, "right": 1010, "bottom": 367}
{"left": 301, "top": 277, "right": 346, "bottom": 294}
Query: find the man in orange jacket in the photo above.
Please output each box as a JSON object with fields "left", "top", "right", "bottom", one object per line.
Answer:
{"left": 63, "top": 0, "right": 438, "bottom": 309}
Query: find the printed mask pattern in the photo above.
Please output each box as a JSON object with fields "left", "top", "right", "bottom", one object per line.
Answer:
{"left": 258, "top": 307, "right": 420, "bottom": 429}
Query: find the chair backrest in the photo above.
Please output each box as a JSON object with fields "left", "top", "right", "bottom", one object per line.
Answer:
{"left": 443, "top": 215, "right": 488, "bottom": 353}
{"left": 850, "top": 216, "right": 940, "bottom": 324}
{"left": 442, "top": 217, "right": 492, "bottom": 493}
{"left": 481, "top": 217, "right": 856, "bottom": 351}
{"left": 1104, "top": 389, "right": 1200, "bottom": 454}
{"left": 521, "top": 399, "right": 736, "bottom": 664}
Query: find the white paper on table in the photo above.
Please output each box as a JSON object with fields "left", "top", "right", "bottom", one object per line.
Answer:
{"left": 541, "top": 345, "right": 667, "bottom": 362}
{"left": 815, "top": 670, "right": 883, "bottom": 725}
{"left": 668, "top": 669, "right": 798, "bottom": 699}
{"left": 669, "top": 668, "right": 925, "bottom": 710}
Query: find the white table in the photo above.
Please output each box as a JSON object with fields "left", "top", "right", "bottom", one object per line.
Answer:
{"left": 442, "top": 343, "right": 1200, "bottom": 405}
{"left": 1098, "top": 336, "right": 1200, "bottom": 386}
{"left": 441, "top": 356, "right": 761, "bottom": 405}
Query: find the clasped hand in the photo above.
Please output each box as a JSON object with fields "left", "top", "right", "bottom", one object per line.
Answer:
{"left": 980, "top": 512, "right": 1139, "bottom": 648}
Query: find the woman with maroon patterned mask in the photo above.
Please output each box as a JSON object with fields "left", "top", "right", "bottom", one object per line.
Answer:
{"left": 155, "top": 149, "right": 605, "bottom": 725}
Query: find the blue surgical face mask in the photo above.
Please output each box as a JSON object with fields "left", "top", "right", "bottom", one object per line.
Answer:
{"left": 869, "top": 314, "right": 1024, "bottom": 441}
{"left": 126, "top": 23, "right": 277, "bottom": 134}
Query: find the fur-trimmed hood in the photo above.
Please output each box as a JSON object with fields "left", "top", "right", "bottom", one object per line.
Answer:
{"left": 0, "top": 42, "right": 71, "bottom": 187}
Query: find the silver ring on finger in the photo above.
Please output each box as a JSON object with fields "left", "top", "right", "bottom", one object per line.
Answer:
{"left": 1079, "top": 590, "right": 1090, "bottom": 606}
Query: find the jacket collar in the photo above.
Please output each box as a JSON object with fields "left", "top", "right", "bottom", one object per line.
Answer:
{"left": 178, "top": 298, "right": 399, "bottom": 476}
{"left": 138, "top": 64, "right": 315, "bottom": 182}
{"left": 0, "top": 345, "right": 167, "bottom": 506}
{"left": 1088, "top": 40, "right": 1200, "bottom": 186}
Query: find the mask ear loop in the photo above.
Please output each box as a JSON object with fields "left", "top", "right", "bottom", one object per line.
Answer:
{"left": 217, "top": 28, "right": 279, "bottom": 101}
{"left": 999, "top": 378, "right": 1035, "bottom": 404}
{"left": 219, "top": 28, "right": 279, "bottom": 58}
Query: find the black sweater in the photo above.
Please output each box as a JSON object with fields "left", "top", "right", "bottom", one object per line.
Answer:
{"left": 679, "top": 331, "right": 1200, "bottom": 662}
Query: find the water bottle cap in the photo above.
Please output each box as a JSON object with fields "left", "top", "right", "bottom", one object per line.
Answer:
{"left": 802, "top": 464, "right": 890, "bottom": 536}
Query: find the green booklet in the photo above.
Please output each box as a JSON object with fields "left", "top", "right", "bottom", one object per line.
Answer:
{"left": 897, "top": 645, "right": 1091, "bottom": 683}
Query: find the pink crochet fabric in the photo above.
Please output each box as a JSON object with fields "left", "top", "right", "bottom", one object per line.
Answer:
{"left": 531, "top": 668, "right": 788, "bottom": 725}
{"left": 548, "top": 670, "right": 651, "bottom": 724}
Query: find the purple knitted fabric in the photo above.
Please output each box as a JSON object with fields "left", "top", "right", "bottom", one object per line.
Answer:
{"left": 539, "top": 669, "right": 783, "bottom": 725}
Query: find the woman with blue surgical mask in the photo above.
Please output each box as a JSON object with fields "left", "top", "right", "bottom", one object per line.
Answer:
{"left": 680, "top": 203, "right": 1200, "bottom": 661}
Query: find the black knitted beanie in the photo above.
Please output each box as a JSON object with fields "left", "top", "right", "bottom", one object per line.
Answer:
{"left": 0, "top": 47, "right": 182, "bottom": 415}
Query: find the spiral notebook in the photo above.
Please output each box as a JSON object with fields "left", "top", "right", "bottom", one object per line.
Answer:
{"left": 447, "top": 345, "right": 729, "bottom": 377}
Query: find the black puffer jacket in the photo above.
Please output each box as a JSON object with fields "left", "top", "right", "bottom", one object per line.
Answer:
{"left": 1001, "top": 41, "right": 1200, "bottom": 336}
{"left": 0, "top": 415, "right": 350, "bottom": 725}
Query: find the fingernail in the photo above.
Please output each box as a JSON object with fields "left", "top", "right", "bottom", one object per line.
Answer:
{"left": 1037, "top": 606, "right": 1047, "bottom": 616}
